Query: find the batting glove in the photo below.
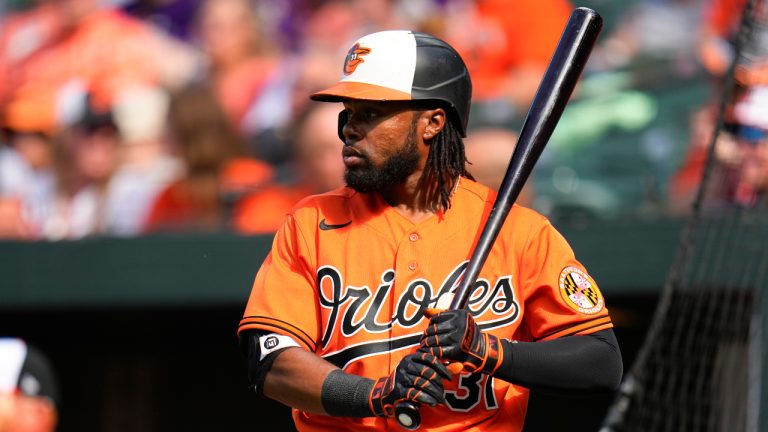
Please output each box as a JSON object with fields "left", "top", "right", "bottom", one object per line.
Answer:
{"left": 369, "top": 351, "right": 452, "bottom": 418}
{"left": 420, "top": 308, "right": 503, "bottom": 375}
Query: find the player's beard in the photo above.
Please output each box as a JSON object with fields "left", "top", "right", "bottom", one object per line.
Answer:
{"left": 344, "top": 121, "right": 420, "bottom": 193}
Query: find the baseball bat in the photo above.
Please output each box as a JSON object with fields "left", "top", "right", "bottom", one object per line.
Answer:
{"left": 395, "top": 7, "right": 603, "bottom": 430}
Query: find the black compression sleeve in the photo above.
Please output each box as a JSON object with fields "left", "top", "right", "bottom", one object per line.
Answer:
{"left": 494, "top": 329, "right": 622, "bottom": 393}
{"left": 320, "top": 369, "right": 375, "bottom": 417}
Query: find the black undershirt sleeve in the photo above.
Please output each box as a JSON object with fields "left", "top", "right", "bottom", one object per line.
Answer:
{"left": 494, "top": 329, "right": 623, "bottom": 394}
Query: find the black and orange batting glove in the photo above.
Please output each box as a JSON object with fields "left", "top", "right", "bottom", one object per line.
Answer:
{"left": 420, "top": 308, "right": 503, "bottom": 375}
{"left": 368, "top": 352, "right": 452, "bottom": 418}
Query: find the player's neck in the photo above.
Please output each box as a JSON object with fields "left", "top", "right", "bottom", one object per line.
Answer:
{"left": 390, "top": 203, "right": 436, "bottom": 224}
{"left": 380, "top": 174, "right": 452, "bottom": 224}
{"left": 380, "top": 190, "right": 433, "bottom": 223}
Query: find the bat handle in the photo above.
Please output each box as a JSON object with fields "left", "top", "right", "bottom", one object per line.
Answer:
{"left": 395, "top": 401, "right": 421, "bottom": 430}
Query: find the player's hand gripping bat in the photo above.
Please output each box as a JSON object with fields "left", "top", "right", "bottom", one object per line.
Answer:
{"left": 394, "top": 7, "right": 604, "bottom": 430}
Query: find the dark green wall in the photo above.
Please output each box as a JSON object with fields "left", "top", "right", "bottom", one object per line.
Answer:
{"left": 0, "top": 218, "right": 683, "bottom": 308}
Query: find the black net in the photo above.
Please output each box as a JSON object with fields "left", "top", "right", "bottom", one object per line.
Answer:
{"left": 602, "top": 0, "right": 768, "bottom": 431}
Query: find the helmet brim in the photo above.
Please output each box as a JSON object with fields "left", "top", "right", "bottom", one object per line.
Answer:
{"left": 310, "top": 81, "right": 411, "bottom": 102}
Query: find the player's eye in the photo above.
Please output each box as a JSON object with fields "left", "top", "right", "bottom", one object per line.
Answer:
{"left": 343, "top": 105, "right": 382, "bottom": 123}
{"left": 363, "top": 109, "right": 380, "bottom": 120}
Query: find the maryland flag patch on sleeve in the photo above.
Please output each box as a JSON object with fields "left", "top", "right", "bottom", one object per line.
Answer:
{"left": 558, "top": 266, "right": 604, "bottom": 315}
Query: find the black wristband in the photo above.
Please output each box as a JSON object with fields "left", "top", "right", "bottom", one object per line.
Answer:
{"left": 320, "top": 369, "right": 375, "bottom": 417}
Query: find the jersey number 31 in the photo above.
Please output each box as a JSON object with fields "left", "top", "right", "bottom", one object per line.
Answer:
{"left": 445, "top": 374, "right": 498, "bottom": 412}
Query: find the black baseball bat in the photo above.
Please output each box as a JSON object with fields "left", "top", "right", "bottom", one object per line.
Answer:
{"left": 395, "top": 7, "right": 603, "bottom": 430}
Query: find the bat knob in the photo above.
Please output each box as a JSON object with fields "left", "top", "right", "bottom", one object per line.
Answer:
{"left": 395, "top": 401, "right": 421, "bottom": 430}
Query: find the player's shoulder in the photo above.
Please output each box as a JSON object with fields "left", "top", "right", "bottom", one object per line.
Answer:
{"left": 509, "top": 203, "right": 550, "bottom": 226}
{"left": 459, "top": 178, "right": 552, "bottom": 238}
{"left": 459, "top": 178, "right": 550, "bottom": 227}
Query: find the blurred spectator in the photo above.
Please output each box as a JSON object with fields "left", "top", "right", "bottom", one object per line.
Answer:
{"left": 433, "top": 0, "right": 572, "bottom": 123}
{"left": 195, "top": 0, "right": 279, "bottom": 141}
{"left": 300, "top": 0, "right": 407, "bottom": 52}
{"left": 240, "top": 43, "right": 340, "bottom": 170}
{"left": 121, "top": 0, "right": 201, "bottom": 42}
{"left": 591, "top": 0, "right": 704, "bottom": 75}
{"left": 463, "top": 127, "right": 534, "bottom": 207}
{"left": 725, "top": 85, "right": 768, "bottom": 205}
{"left": 0, "top": 2, "right": 62, "bottom": 241}
{"left": 287, "top": 102, "right": 347, "bottom": 194}
{"left": 236, "top": 102, "right": 346, "bottom": 234}
{"left": 669, "top": 86, "right": 768, "bottom": 212}
{"left": 0, "top": 338, "right": 59, "bottom": 432}
{"left": 0, "top": 0, "right": 197, "bottom": 135}
{"left": 0, "top": 126, "right": 56, "bottom": 239}
{"left": 143, "top": 85, "right": 274, "bottom": 234}
{"left": 106, "top": 86, "right": 182, "bottom": 235}
{"left": 668, "top": 105, "right": 718, "bottom": 214}
{"left": 698, "top": 0, "right": 746, "bottom": 79}
{"left": 43, "top": 105, "right": 125, "bottom": 239}
{"left": 12, "top": 88, "right": 181, "bottom": 240}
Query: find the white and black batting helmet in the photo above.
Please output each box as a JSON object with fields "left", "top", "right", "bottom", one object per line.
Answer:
{"left": 311, "top": 30, "right": 473, "bottom": 137}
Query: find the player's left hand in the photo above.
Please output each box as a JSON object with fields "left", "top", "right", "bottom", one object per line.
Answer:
{"left": 369, "top": 351, "right": 452, "bottom": 418}
{"left": 420, "top": 308, "right": 503, "bottom": 375}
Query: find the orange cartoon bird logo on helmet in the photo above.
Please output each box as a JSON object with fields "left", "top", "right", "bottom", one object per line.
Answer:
{"left": 343, "top": 43, "right": 371, "bottom": 75}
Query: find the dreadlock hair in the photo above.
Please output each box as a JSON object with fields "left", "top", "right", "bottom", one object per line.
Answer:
{"left": 419, "top": 116, "right": 474, "bottom": 212}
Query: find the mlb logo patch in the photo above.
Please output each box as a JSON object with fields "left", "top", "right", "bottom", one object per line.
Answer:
{"left": 264, "top": 336, "right": 279, "bottom": 350}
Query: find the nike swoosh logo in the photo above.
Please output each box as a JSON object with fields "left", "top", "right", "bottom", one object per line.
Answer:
{"left": 319, "top": 219, "right": 352, "bottom": 231}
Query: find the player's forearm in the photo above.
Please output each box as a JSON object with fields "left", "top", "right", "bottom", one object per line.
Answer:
{"left": 263, "top": 347, "right": 451, "bottom": 420}
{"left": 263, "top": 347, "right": 338, "bottom": 414}
{"left": 494, "top": 329, "right": 623, "bottom": 392}
{"left": 243, "top": 331, "right": 377, "bottom": 417}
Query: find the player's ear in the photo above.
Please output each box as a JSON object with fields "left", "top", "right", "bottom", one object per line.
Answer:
{"left": 421, "top": 108, "right": 446, "bottom": 142}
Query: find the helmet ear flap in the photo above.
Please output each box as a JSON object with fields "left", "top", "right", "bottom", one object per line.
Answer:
{"left": 337, "top": 110, "right": 348, "bottom": 142}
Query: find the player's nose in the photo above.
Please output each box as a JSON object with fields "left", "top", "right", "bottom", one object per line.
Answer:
{"left": 341, "top": 115, "right": 364, "bottom": 145}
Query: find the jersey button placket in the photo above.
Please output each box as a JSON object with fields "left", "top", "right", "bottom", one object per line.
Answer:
{"left": 407, "top": 232, "right": 419, "bottom": 271}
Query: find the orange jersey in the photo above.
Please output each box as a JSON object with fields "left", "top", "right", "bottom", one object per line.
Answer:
{"left": 239, "top": 178, "right": 613, "bottom": 432}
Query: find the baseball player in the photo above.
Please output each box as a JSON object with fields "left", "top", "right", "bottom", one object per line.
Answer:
{"left": 238, "top": 30, "right": 622, "bottom": 431}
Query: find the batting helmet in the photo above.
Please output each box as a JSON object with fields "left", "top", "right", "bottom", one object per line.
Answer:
{"left": 311, "top": 30, "right": 472, "bottom": 137}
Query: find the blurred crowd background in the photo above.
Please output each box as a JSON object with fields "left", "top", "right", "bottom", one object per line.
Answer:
{"left": 3, "top": 2, "right": 768, "bottom": 431}
{"left": 0, "top": 0, "right": 766, "bottom": 241}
